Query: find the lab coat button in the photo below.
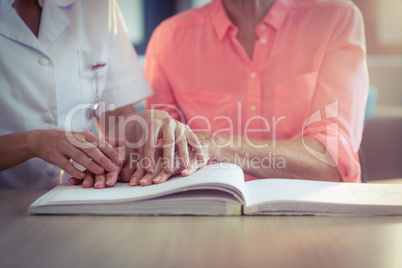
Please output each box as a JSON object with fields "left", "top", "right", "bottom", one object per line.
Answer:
{"left": 251, "top": 72, "right": 257, "bottom": 78}
{"left": 260, "top": 25, "right": 266, "bottom": 31}
{"left": 260, "top": 38, "right": 267, "bottom": 44}
{"left": 43, "top": 113, "right": 54, "bottom": 123}
{"left": 38, "top": 57, "right": 49, "bottom": 66}
{"left": 46, "top": 166, "right": 56, "bottom": 176}
{"left": 250, "top": 105, "right": 257, "bottom": 111}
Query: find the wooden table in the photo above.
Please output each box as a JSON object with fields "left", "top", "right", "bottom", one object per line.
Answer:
{"left": 1, "top": 181, "right": 402, "bottom": 268}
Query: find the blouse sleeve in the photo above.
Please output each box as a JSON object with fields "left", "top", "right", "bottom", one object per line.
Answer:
{"left": 303, "top": 4, "right": 368, "bottom": 182}
{"left": 101, "top": 0, "right": 153, "bottom": 109}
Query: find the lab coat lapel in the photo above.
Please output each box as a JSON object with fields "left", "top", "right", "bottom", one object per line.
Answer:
{"left": 0, "top": 0, "right": 47, "bottom": 56}
{"left": 38, "top": 1, "right": 72, "bottom": 50}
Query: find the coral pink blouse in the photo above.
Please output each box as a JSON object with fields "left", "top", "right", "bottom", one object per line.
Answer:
{"left": 146, "top": 0, "right": 368, "bottom": 182}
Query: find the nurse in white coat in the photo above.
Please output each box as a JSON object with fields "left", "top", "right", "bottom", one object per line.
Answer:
{"left": 0, "top": 0, "right": 155, "bottom": 189}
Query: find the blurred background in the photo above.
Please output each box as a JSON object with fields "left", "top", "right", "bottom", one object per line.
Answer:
{"left": 116, "top": 0, "right": 211, "bottom": 55}
{"left": 116, "top": 0, "right": 402, "bottom": 181}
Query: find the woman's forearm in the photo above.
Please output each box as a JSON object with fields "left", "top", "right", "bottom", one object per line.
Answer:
{"left": 0, "top": 131, "right": 37, "bottom": 171}
{"left": 210, "top": 134, "right": 341, "bottom": 182}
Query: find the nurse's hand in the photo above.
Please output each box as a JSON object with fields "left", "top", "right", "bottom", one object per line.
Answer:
{"left": 31, "top": 129, "right": 124, "bottom": 179}
{"left": 135, "top": 109, "right": 204, "bottom": 175}
{"left": 69, "top": 146, "right": 129, "bottom": 188}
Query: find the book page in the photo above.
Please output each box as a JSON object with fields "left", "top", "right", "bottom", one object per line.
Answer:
{"left": 29, "top": 189, "right": 243, "bottom": 216}
{"left": 33, "top": 163, "right": 246, "bottom": 206}
{"left": 244, "top": 179, "right": 402, "bottom": 208}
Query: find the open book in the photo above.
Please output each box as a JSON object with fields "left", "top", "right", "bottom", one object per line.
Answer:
{"left": 29, "top": 163, "right": 402, "bottom": 216}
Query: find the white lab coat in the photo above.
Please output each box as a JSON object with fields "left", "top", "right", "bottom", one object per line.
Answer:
{"left": 0, "top": 0, "right": 153, "bottom": 189}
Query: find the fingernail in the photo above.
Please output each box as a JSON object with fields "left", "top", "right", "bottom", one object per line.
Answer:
{"left": 130, "top": 180, "right": 137, "bottom": 186}
{"left": 140, "top": 178, "right": 149, "bottom": 184}
{"left": 106, "top": 177, "right": 112, "bottom": 185}
{"left": 153, "top": 176, "right": 161, "bottom": 182}
{"left": 82, "top": 179, "right": 89, "bottom": 186}
{"left": 94, "top": 181, "right": 100, "bottom": 187}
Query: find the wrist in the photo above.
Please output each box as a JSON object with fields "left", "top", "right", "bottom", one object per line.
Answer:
{"left": 210, "top": 133, "right": 229, "bottom": 162}
{"left": 198, "top": 132, "right": 226, "bottom": 162}
{"left": 25, "top": 130, "right": 41, "bottom": 158}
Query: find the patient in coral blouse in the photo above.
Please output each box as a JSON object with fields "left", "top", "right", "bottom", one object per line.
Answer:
{"left": 142, "top": 0, "right": 368, "bottom": 184}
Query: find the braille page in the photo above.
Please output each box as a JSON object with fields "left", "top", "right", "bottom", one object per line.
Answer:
{"left": 243, "top": 179, "right": 402, "bottom": 215}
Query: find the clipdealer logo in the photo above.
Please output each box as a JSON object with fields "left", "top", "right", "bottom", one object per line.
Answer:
{"left": 302, "top": 101, "right": 339, "bottom": 167}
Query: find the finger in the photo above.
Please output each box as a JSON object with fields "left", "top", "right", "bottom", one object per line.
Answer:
{"left": 153, "top": 170, "right": 175, "bottom": 184}
{"left": 117, "top": 147, "right": 136, "bottom": 182}
{"left": 120, "top": 164, "right": 135, "bottom": 182}
{"left": 130, "top": 167, "right": 147, "bottom": 186}
{"left": 139, "top": 160, "right": 165, "bottom": 186}
{"left": 175, "top": 127, "right": 189, "bottom": 169}
{"left": 162, "top": 125, "right": 175, "bottom": 173}
{"left": 173, "top": 152, "right": 182, "bottom": 170}
{"left": 68, "top": 177, "right": 82, "bottom": 185}
{"left": 52, "top": 153, "right": 85, "bottom": 179}
{"left": 143, "top": 124, "right": 162, "bottom": 173}
{"left": 82, "top": 172, "right": 95, "bottom": 188}
{"left": 120, "top": 152, "right": 138, "bottom": 182}
{"left": 64, "top": 144, "right": 106, "bottom": 175}
{"left": 186, "top": 130, "right": 204, "bottom": 163}
{"left": 106, "top": 165, "right": 121, "bottom": 187}
{"left": 116, "top": 146, "right": 128, "bottom": 163}
{"left": 94, "top": 174, "right": 106, "bottom": 189}
{"left": 139, "top": 172, "right": 159, "bottom": 186}
{"left": 137, "top": 143, "right": 145, "bottom": 159}
{"left": 120, "top": 169, "right": 132, "bottom": 182}
{"left": 86, "top": 135, "right": 124, "bottom": 166}
{"left": 181, "top": 156, "right": 200, "bottom": 177}
{"left": 125, "top": 146, "right": 144, "bottom": 183}
{"left": 80, "top": 142, "right": 118, "bottom": 172}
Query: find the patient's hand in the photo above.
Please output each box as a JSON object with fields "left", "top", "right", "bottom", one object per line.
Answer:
{"left": 135, "top": 109, "right": 204, "bottom": 174}
{"left": 131, "top": 132, "right": 214, "bottom": 186}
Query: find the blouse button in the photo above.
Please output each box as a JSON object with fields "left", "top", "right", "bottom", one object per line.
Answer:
{"left": 38, "top": 57, "right": 49, "bottom": 66}
{"left": 46, "top": 165, "right": 56, "bottom": 176}
{"left": 43, "top": 113, "right": 54, "bottom": 123}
